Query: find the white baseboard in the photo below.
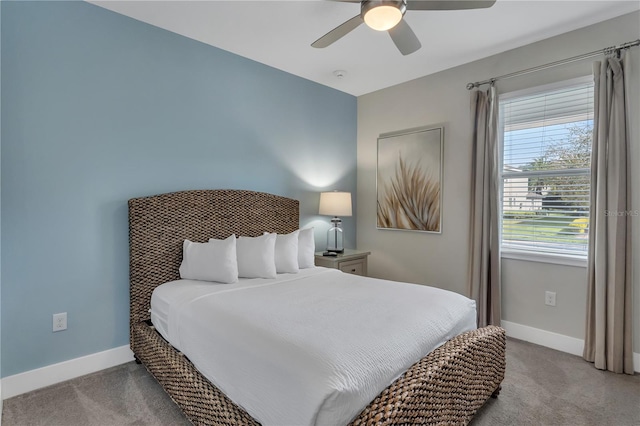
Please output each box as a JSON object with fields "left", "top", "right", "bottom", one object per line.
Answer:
{"left": 2, "top": 345, "right": 134, "bottom": 400}
{"left": 501, "top": 320, "right": 585, "bottom": 356}
{"left": 502, "top": 320, "right": 640, "bottom": 373}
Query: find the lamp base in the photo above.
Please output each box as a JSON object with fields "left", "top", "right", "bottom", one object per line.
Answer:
{"left": 325, "top": 249, "right": 344, "bottom": 254}
{"left": 327, "top": 217, "right": 344, "bottom": 253}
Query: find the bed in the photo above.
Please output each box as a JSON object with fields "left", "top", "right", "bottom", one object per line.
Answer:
{"left": 129, "top": 189, "right": 505, "bottom": 425}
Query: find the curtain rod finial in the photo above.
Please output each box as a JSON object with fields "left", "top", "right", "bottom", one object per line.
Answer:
{"left": 466, "top": 82, "right": 476, "bottom": 90}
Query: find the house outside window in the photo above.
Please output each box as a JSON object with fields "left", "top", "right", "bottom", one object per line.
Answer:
{"left": 499, "top": 77, "right": 594, "bottom": 264}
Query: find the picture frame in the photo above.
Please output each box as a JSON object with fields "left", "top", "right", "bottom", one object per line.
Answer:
{"left": 376, "top": 124, "right": 443, "bottom": 233}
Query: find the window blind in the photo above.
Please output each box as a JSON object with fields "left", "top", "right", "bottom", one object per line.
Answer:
{"left": 500, "top": 80, "right": 594, "bottom": 257}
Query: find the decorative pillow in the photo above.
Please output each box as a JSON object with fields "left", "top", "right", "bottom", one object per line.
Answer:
{"left": 298, "top": 227, "right": 316, "bottom": 269}
{"left": 265, "top": 230, "right": 300, "bottom": 274}
{"left": 179, "top": 235, "right": 238, "bottom": 283}
{"left": 235, "top": 233, "right": 277, "bottom": 279}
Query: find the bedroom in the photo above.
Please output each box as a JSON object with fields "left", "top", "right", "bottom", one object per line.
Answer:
{"left": 1, "top": 0, "right": 639, "bottom": 424}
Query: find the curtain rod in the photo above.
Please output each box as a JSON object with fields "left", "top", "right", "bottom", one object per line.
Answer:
{"left": 466, "top": 39, "right": 640, "bottom": 90}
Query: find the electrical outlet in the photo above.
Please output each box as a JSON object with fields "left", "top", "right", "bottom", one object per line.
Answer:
{"left": 544, "top": 291, "right": 556, "bottom": 307}
{"left": 53, "top": 312, "right": 67, "bottom": 332}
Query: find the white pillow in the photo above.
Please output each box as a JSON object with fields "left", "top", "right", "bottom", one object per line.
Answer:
{"left": 235, "top": 233, "right": 277, "bottom": 279}
{"left": 298, "top": 227, "right": 316, "bottom": 269}
{"left": 265, "top": 230, "right": 300, "bottom": 274}
{"left": 179, "top": 235, "right": 238, "bottom": 283}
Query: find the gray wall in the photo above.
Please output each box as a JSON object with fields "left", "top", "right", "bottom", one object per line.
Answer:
{"left": 1, "top": 1, "right": 356, "bottom": 377}
{"left": 0, "top": 0, "right": 3, "bottom": 404}
{"left": 357, "top": 12, "right": 640, "bottom": 353}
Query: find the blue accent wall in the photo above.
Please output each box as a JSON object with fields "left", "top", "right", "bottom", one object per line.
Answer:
{"left": 1, "top": 1, "right": 356, "bottom": 377}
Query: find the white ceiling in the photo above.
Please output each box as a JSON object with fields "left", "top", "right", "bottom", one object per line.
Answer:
{"left": 90, "top": 0, "right": 640, "bottom": 96}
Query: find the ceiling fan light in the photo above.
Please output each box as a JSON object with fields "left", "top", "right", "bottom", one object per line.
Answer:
{"left": 364, "top": 6, "right": 402, "bottom": 31}
{"left": 362, "top": 1, "right": 406, "bottom": 31}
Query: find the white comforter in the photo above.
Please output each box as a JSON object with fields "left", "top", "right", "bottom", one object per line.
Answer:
{"left": 151, "top": 267, "right": 476, "bottom": 426}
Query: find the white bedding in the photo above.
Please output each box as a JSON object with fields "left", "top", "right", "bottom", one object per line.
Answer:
{"left": 151, "top": 267, "right": 477, "bottom": 426}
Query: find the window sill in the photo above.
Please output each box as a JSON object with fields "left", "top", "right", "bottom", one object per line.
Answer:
{"left": 501, "top": 250, "right": 587, "bottom": 268}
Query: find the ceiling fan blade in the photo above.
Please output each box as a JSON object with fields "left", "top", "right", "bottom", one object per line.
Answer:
{"left": 312, "top": 15, "right": 364, "bottom": 48}
{"left": 407, "top": 0, "right": 496, "bottom": 10}
{"left": 388, "top": 19, "right": 421, "bottom": 56}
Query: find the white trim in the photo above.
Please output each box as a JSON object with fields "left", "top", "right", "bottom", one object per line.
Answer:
{"left": 2, "top": 345, "right": 133, "bottom": 400}
{"left": 501, "top": 250, "right": 587, "bottom": 268}
{"left": 501, "top": 320, "right": 584, "bottom": 356}
{"left": 502, "top": 320, "right": 640, "bottom": 372}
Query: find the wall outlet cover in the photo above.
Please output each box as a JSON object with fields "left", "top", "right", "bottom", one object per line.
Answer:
{"left": 53, "top": 312, "right": 67, "bottom": 332}
{"left": 544, "top": 291, "right": 557, "bottom": 307}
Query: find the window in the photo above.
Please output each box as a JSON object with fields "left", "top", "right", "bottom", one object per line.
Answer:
{"left": 499, "top": 77, "right": 594, "bottom": 261}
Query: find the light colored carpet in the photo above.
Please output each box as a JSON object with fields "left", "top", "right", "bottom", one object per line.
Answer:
{"left": 472, "top": 339, "right": 640, "bottom": 426}
{"left": 3, "top": 338, "right": 639, "bottom": 425}
{"left": 2, "top": 361, "right": 191, "bottom": 426}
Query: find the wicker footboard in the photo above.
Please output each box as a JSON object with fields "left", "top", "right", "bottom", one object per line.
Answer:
{"left": 132, "top": 322, "right": 505, "bottom": 426}
{"left": 349, "top": 325, "right": 506, "bottom": 425}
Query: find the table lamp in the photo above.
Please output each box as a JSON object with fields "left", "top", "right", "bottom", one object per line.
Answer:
{"left": 319, "top": 191, "right": 352, "bottom": 253}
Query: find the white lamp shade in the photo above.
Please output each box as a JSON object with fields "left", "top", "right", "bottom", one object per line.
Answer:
{"left": 363, "top": 5, "right": 403, "bottom": 31}
{"left": 319, "top": 192, "right": 352, "bottom": 217}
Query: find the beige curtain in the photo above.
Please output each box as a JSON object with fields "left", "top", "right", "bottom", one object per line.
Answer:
{"left": 468, "top": 86, "right": 501, "bottom": 327}
{"left": 583, "top": 51, "right": 634, "bottom": 375}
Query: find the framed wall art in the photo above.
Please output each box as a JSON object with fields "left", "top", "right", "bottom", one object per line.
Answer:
{"left": 377, "top": 125, "right": 443, "bottom": 233}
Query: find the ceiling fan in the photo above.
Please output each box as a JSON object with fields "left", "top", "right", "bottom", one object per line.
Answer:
{"left": 312, "top": 0, "right": 496, "bottom": 56}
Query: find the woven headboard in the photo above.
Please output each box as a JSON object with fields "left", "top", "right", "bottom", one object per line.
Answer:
{"left": 128, "top": 189, "right": 300, "bottom": 328}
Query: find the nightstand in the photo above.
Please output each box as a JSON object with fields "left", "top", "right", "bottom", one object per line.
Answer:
{"left": 314, "top": 249, "right": 371, "bottom": 277}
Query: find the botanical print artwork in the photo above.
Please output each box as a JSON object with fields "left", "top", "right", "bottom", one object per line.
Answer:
{"left": 377, "top": 126, "right": 442, "bottom": 232}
